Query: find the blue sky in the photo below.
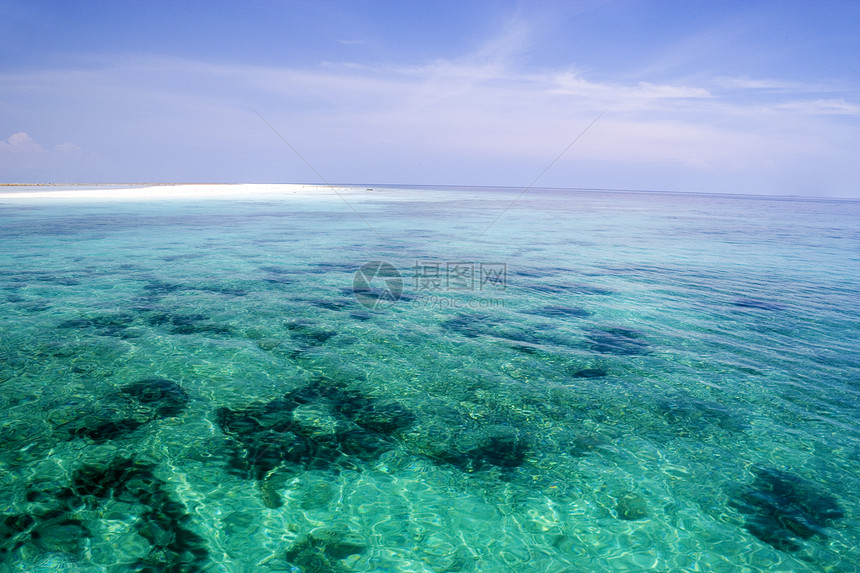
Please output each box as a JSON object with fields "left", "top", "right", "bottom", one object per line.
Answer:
{"left": 1, "top": 0, "right": 858, "bottom": 196}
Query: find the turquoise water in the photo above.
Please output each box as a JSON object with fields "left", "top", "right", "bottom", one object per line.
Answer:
{"left": 1, "top": 185, "right": 859, "bottom": 572}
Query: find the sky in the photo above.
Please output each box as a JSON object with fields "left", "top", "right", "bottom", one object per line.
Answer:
{"left": 1, "top": 0, "right": 859, "bottom": 197}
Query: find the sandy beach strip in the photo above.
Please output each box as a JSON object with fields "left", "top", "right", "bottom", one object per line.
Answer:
{"left": 0, "top": 183, "right": 364, "bottom": 202}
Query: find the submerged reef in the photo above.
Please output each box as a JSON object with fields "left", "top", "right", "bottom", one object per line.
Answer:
{"left": 585, "top": 327, "right": 650, "bottom": 355}
{"left": 729, "top": 465, "right": 844, "bottom": 552}
{"left": 55, "top": 378, "right": 190, "bottom": 443}
{"left": 1, "top": 481, "right": 90, "bottom": 562}
{"left": 523, "top": 282, "right": 615, "bottom": 296}
{"left": 286, "top": 320, "right": 339, "bottom": 346}
{"left": 141, "top": 279, "right": 248, "bottom": 299}
{"left": 440, "top": 423, "right": 528, "bottom": 471}
{"left": 0, "top": 514, "right": 37, "bottom": 560}
{"left": 309, "top": 299, "right": 351, "bottom": 311}
{"left": 417, "top": 415, "right": 531, "bottom": 477}
{"left": 72, "top": 457, "right": 210, "bottom": 571}
{"left": 56, "top": 302, "right": 235, "bottom": 338}
{"left": 440, "top": 312, "right": 547, "bottom": 347}
{"left": 145, "top": 311, "right": 232, "bottom": 335}
{"left": 57, "top": 312, "right": 139, "bottom": 339}
{"left": 615, "top": 491, "right": 649, "bottom": 521}
{"left": 440, "top": 313, "right": 501, "bottom": 339}
{"left": 216, "top": 378, "right": 415, "bottom": 507}
{"left": 571, "top": 367, "right": 608, "bottom": 379}
{"left": 733, "top": 298, "right": 785, "bottom": 311}
{"left": 524, "top": 305, "right": 592, "bottom": 319}
{"left": 121, "top": 378, "right": 190, "bottom": 419}
{"left": 655, "top": 393, "right": 748, "bottom": 435}
{"left": 3, "top": 457, "right": 208, "bottom": 570}
{"left": 142, "top": 280, "right": 184, "bottom": 296}
{"left": 284, "top": 527, "right": 366, "bottom": 573}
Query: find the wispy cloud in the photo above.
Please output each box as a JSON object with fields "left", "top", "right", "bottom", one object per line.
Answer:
{"left": 772, "top": 98, "right": 860, "bottom": 116}
{"left": 0, "top": 132, "right": 46, "bottom": 155}
{"left": 0, "top": 132, "right": 96, "bottom": 178}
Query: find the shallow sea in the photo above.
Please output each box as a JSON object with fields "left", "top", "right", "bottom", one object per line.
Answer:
{"left": 1, "top": 185, "right": 859, "bottom": 572}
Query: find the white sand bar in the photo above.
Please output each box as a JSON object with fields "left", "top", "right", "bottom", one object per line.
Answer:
{"left": 0, "top": 183, "right": 361, "bottom": 202}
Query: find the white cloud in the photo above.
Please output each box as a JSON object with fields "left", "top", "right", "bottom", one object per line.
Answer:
{"left": 0, "top": 132, "right": 95, "bottom": 177}
{"left": 0, "top": 132, "right": 48, "bottom": 170}
{"left": 772, "top": 99, "right": 860, "bottom": 116}
{"left": 0, "top": 132, "right": 46, "bottom": 154}
{"left": 714, "top": 76, "right": 796, "bottom": 90}
{"left": 54, "top": 141, "right": 84, "bottom": 155}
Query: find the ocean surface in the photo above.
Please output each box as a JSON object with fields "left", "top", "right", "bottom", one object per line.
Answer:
{"left": 1, "top": 184, "right": 859, "bottom": 572}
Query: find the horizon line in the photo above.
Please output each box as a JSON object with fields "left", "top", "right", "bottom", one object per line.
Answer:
{"left": 0, "top": 181, "right": 856, "bottom": 202}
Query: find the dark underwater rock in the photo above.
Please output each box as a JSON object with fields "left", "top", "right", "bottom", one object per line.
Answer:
{"left": 466, "top": 424, "right": 528, "bottom": 469}
{"left": 58, "top": 379, "right": 190, "bottom": 443}
{"left": 1, "top": 480, "right": 92, "bottom": 559}
{"left": 260, "top": 266, "right": 294, "bottom": 285}
{"left": 440, "top": 313, "right": 500, "bottom": 338}
{"left": 525, "top": 282, "right": 614, "bottom": 296}
{"left": 733, "top": 298, "right": 785, "bottom": 311}
{"left": 48, "top": 277, "right": 81, "bottom": 286}
{"left": 310, "top": 262, "right": 358, "bottom": 274}
{"left": 142, "top": 281, "right": 184, "bottom": 295}
{"left": 328, "top": 390, "right": 416, "bottom": 435}
{"left": 484, "top": 428, "right": 527, "bottom": 469}
{"left": 441, "top": 313, "right": 546, "bottom": 347}
{"left": 145, "top": 312, "right": 232, "bottom": 335}
{"left": 572, "top": 368, "right": 608, "bottom": 378}
{"left": 586, "top": 327, "right": 650, "bottom": 355}
{"left": 21, "top": 301, "right": 52, "bottom": 312}
{"left": 616, "top": 492, "right": 649, "bottom": 521}
{"left": 310, "top": 299, "right": 350, "bottom": 311}
{"left": 57, "top": 318, "right": 97, "bottom": 329}
{"left": 57, "top": 312, "right": 137, "bottom": 336}
{"left": 336, "top": 427, "right": 391, "bottom": 460}
{"left": 24, "top": 482, "right": 83, "bottom": 510}
{"left": 256, "top": 338, "right": 282, "bottom": 351}
{"left": 495, "top": 330, "right": 547, "bottom": 346}
{"left": 656, "top": 394, "right": 747, "bottom": 434}
{"left": 262, "top": 275, "right": 294, "bottom": 285}
{"left": 285, "top": 528, "right": 366, "bottom": 573}
{"left": 72, "top": 457, "right": 155, "bottom": 500}
{"left": 259, "top": 265, "right": 293, "bottom": 275}
{"left": 71, "top": 417, "right": 148, "bottom": 442}
{"left": 427, "top": 423, "right": 529, "bottom": 473}
{"left": 215, "top": 379, "right": 415, "bottom": 505}
{"left": 285, "top": 321, "right": 338, "bottom": 346}
{"left": 29, "top": 515, "right": 90, "bottom": 554}
{"left": 72, "top": 457, "right": 209, "bottom": 570}
{"left": 525, "top": 305, "right": 592, "bottom": 319}
{"left": 0, "top": 514, "right": 35, "bottom": 558}
{"left": 349, "top": 284, "right": 401, "bottom": 306}
{"left": 560, "top": 433, "right": 607, "bottom": 458}
{"left": 729, "top": 465, "right": 844, "bottom": 552}
{"left": 121, "top": 378, "right": 190, "bottom": 419}
{"left": 198, "top": 284, "right": 249, "bottom": 297}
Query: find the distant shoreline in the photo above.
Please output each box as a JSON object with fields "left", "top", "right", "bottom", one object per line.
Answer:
{"left": 0, "top": 183, "right": 348, "bottom": 202}
{"left": 0, "top": 183, "right": 856, "bottom": 203}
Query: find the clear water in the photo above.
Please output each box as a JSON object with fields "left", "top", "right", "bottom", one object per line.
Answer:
{"left": 1, "top": 185, "right": 859, "bottom": 572}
